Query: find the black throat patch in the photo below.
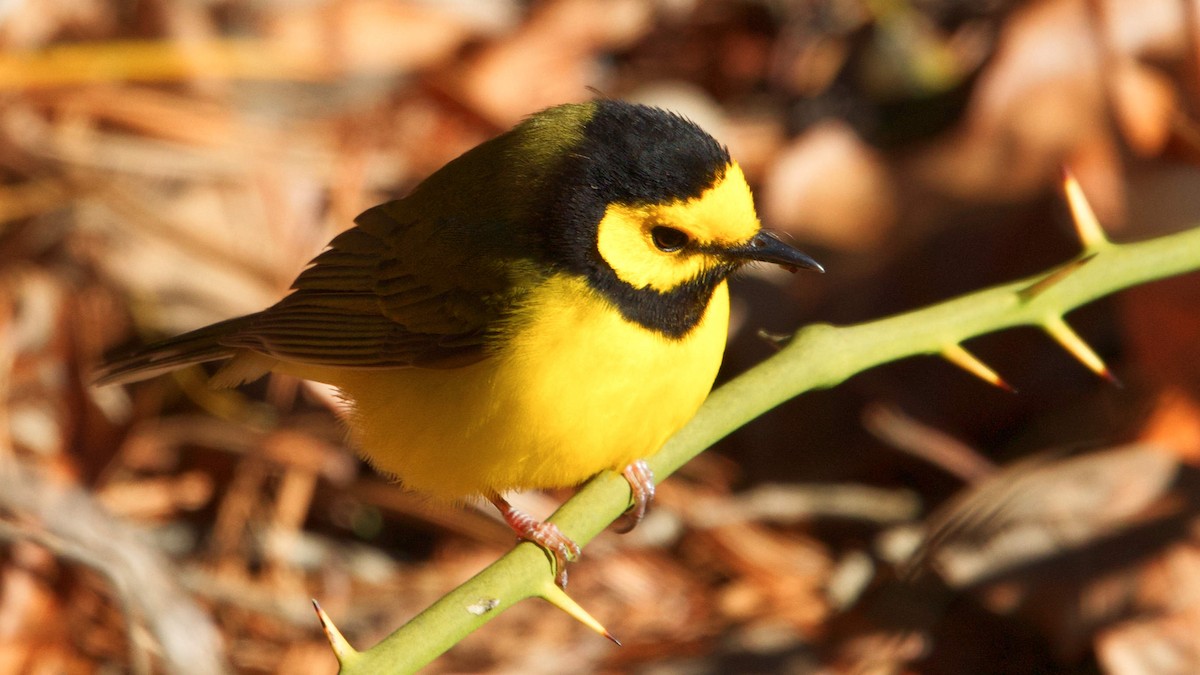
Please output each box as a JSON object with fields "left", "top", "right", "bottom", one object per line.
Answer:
{"left": 590, "top": 263, "right": 738, "bottom": 339}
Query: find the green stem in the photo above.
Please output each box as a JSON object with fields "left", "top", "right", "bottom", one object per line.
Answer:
{"left": 339, "top": 224, "right": 1200, "bottom": 673}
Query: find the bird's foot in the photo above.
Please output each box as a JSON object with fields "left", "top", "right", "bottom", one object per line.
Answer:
{"left": 490, "top": 495, "right": 581, "bottom": 588}
{"left": 612, "top": 459, "right": 655, "bottom": 534}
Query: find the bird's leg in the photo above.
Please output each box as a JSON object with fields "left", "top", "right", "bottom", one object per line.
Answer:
{"left": 489, "top": 495, "right": 581, "bottom": 588}
{"left": 611, "top": 459, "right": 655, "bottom": 534}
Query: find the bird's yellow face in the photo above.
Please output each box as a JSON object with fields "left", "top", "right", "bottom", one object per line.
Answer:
{"left": 525, "top": 101, "right": 820, "bottom": 341}
{"left": 595, "top": 162, "right": 760, "bottom": 293}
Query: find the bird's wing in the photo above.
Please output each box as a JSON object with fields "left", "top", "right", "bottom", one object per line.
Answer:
{"left": 219, "top": 201, "right": 524, "bottom": 369}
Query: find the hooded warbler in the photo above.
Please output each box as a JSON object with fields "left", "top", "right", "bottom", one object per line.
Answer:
{"left": 95, "top": 100, "right": 822, "bottom": 586}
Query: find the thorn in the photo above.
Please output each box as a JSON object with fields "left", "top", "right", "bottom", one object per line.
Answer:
{"left": 1017, "top": 253, "right": 1096, "bottom": 301}
{"left": 940, "top": 344, "right": 1016, "bottom": 393}
{"left": 313, "top": 599, "right": 359, "bottom": 666}
{"left": 1043, "top": 316, "right": 1120, "bottom": 384}
{"left": 540, "top": 582, "right": 619, "bottom": 645}
{"left": 1062, "top": 166, "right": 1111, "bottom": 252}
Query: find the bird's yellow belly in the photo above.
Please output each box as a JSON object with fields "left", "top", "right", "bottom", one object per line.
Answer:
{"left": 323, "top": 275, "right": 730, "bottom": 501}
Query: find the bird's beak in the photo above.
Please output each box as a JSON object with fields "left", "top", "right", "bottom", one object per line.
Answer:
{"left": 733, "top": 230, "right": 824, "bottom": 273}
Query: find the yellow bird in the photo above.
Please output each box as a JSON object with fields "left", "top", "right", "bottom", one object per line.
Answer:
{"left": 95, "top": 100, "right": 822, "bottom": 586}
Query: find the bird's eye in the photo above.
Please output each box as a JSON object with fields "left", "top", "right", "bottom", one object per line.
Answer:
{"left": 650, "top": 226, "right": 689, "bottom": 253}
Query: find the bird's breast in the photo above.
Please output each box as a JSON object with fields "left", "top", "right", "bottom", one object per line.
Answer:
{"left": 333, "top": 273, "right": 730, "bottom": 500}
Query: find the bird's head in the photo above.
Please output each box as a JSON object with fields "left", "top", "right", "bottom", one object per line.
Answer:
{"left": 529, "top": 100, "right": 822, "bottom": 338}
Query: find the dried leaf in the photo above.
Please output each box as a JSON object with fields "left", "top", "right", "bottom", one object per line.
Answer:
{"left": 1110, "top": 58, "right": 1178, "bottom": 156}
{"left": 762, "top": 121, "right": 896, "bottom": 250}
{"left": 920, "top": 445, "right": 1179, "bottom": 587}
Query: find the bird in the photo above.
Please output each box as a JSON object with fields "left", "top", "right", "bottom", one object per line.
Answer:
{"left": 94, "top": 99, "right": 823, "bottom": 587}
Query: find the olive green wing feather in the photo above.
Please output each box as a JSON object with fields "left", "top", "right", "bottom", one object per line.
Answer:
{"left": 95, "top": 201, "right": 524, "bottom": 385}
{"left": 218, "top": 200, "right": 520, "bottom": 369}
{"left": 94, "top": 104, "right": 588, "bottom": 385}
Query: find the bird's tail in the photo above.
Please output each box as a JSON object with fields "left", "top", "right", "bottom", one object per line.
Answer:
{"left": 92, "top": 316, "right": 250, "bottom": 386}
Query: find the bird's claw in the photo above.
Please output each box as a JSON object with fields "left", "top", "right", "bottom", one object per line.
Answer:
{"left": 612, "top": 459, "right": 655, "bottom": 534}
{"left": 491, "top": 495, "right": 581, "bottom": 588}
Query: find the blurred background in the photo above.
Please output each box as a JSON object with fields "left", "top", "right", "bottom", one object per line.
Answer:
{"left": 1, "top": 0, "right": 1199, "bottom": 672}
